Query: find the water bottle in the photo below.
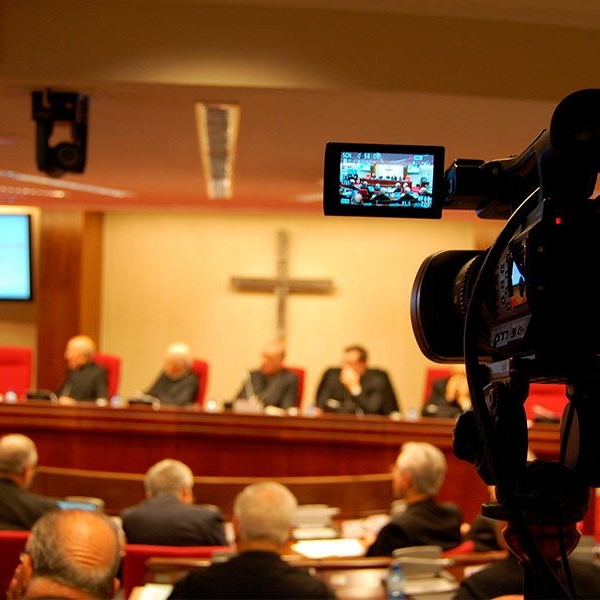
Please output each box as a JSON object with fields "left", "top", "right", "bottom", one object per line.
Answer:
{"left": 386, "top": 559, "right": 406, "bottom": 600}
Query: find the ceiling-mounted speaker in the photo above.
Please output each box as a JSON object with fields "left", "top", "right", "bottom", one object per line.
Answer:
{"left": 32, "top": 90, "right": 89, "bottom": 177}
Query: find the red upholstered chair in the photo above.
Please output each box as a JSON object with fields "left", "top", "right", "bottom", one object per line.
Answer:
{"left": 0, "top": 530, "right": 29, "bottom": 596}
{"left": 191, "top": 359, "right": 209, "bottom": 407}
{"left": 286, "top": 366, "right": 305, "bottom": 407}
{"left": 93, "top": 353, "right": 121, "bottom": 398}
{"left": 422, "top": 367, "right": 452, "bottom": 405}
{"left": 121, "top": 544, "right": 233, "bottom": 598}
{"left": 524, "top": 382, "right": 568, "bottom": 421}
{"left": 0, "top": 346, "right": 33, "bottom": 399}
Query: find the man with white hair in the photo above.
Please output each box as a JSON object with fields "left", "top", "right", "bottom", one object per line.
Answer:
{"left": 0, "top": 433, "right": 58, "bottom": 529}
{"left": 168, "top": 481, "right": 336, "bottom": 599}
{"left": 121, "top": 458, "right": 226, "bottom": 546}
{"left": 142, "top": 342, "right": 199, "bottom": 406}
{"left": 56, "top": 334, "right": 108, "bottom": 403}
{"left": 365, "top": 441, "right": 463, "bottom": 556}
{"left": 235, "top": 339, "right": 299, "bottom": 410}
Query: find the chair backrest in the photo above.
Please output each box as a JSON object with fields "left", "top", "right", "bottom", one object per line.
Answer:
{"left": 93, "top": 353, "right": 121, "bottom": 398}
{"left": 0, "top": 346, "right": 33, "bottom": 399}
{"left": 191, "top": 359, "right": 209, "bottom": 407}
{"left": 121, "top": 543, "right": 233, "bottom": 598}
{"left": 0, "top": 530, "right": 30, "bottom": 596}
{"left": 286, "top": 366, "right": 305, "bottom": 407}
{"left": 524, "top": 382, "right": 567, "bottom": 421}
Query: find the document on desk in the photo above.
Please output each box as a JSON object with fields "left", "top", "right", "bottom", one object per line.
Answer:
{"left": 291, "top": 538, "right": 365, "bottom": 558}
{"left": 133, "top": 584, "right": 173, "bottom": 600}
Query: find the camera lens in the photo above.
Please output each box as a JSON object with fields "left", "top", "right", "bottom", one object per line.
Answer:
{"left": 410, "top": 249, "right": 484, "bottom": 362}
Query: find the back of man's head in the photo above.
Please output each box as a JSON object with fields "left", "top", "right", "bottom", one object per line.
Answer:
{"left": 21, "top": 508, "right": 122, "bottom": 599}
{"left": 397, "top": 441, "right": 447, "bottom": 496}
{"left": 0, "top": 433, "right": 38, "bottom": 486}
{"left": 233, "top": 481, "right": 297, "bottom": 547}
{"left": 143, "top": 458, "right": 194, "bottom": 499}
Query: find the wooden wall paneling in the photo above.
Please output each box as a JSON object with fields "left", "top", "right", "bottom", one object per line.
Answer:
{"left": 36, "top": 210, "right": 103, "bottom": 391}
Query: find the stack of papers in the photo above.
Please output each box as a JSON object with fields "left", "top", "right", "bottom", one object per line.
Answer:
{"left": 291, "top": 538, "right": 366, "bottom": 558}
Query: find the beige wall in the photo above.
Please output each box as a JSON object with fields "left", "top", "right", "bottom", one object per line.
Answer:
{"left": 100, "top": 212, "right": 496, "bottom": 414}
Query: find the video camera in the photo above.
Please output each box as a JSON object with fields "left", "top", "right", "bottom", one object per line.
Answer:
{"left": 324, "top": 89, "right": 600, "bottom": 599}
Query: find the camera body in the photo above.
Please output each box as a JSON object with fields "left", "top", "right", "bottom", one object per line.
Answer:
{"left": 324, "top": 90, "right": 600, "bottom": 386}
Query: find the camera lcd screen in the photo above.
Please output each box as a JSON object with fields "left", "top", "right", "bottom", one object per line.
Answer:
{"left": 323, "top": 142, "right": 445, "bottom": 219}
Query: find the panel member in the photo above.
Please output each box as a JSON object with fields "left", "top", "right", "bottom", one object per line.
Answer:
{"left": 422, "top": 364, "right": 471, "bottom": 419}
{"left": 0, "top": 433, "right": 58, "bottom": 530}
{"left": 235, "top": 339, "right": 299, "bottom": 410}
{"left": 121, "top": 458, "right": 227, "bottom": 546}
{"left": 56, "top": 334, "right": 108, "bottom": 403}
{"left": 315, "top": 344, "right": 400, "bottom": 415}
{"left": 142, "top": 342, "right": 199, "bottom": 406}
{"left": 168, "top": 481, "right": 336, "bottom": 599}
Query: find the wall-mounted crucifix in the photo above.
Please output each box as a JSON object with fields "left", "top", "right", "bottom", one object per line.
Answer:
{"left": 231, "top": 230, "right": 334, "bottom": 340}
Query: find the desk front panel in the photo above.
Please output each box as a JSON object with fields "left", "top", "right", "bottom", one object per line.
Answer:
{"left": 0, "top": 402, "right": 564, "bottom": 524}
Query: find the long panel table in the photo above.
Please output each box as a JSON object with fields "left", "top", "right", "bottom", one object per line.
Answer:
{"left": 0, "top": 401, "right": 572, "bottom": 525}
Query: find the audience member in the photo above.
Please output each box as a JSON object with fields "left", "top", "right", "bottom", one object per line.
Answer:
{"left": 121, "top": 458, "right": 227, "bottom": 546}
{"left": 168, "top": 481, "right": 336, "bottom": 599}
{"left": 365, "top": 441, "right": 462, "bottom": 556}
{"left": 235, "top": 339, "right": 299, "bottom": 411}
{"left": 422, "top": 364, "right": 471, "bottom": 419}
{"left": 141, "top": 342, "right": 199, "bottom": 406}
{"left": 315, "top": 345, "right": 399, "bottom": 415}
{"left": 0, "top": 433, "right": 58, "bottom": 530}
{"left": 56, "top": 335, "right": 108, "bottom": 404}
{"left": 7, "top": 508, "right": 123, "bottom": 600}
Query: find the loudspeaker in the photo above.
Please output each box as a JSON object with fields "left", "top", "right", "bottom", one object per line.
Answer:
{"left": 32, "top": 90, "right": 89, "bottom": 177}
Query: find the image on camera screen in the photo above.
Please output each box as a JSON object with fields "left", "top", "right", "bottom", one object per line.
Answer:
{"left": 323, "top": 142, "right": 444, "bottom": 219}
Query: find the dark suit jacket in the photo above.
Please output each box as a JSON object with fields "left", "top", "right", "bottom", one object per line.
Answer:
{"left": 236, "top": 369, "right": 299, "bottom": 409}
{"left": 56, "top": 361, "right": 108, "bottom": 401}
{"left": 366, "top": 497, "right": 463, "bottom": 556}
{"left": 0, "top": 478, "right": 58, "bottom": 530}
{"left": 315, "top": 367, "right": 399, "bottom": 415}
{"left": 145, "top": 370, "right": 199, "bottom": 406}
{"left": 121, "top": 495, "right": 227, "bottom": 546}
{"left": 168, "top": 550, "right": 337, "bottom": 599}
{"left": 421, "top": 377, "right": 464, "bottom": 419}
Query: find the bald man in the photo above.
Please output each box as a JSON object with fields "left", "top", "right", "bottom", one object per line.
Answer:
{"left": 235, "top": 339, "right": 299, "bottom": 410}
{"left": 7, "top": 508, "right": 123, "bottom": 599}
{"left": 142, "top": 342, "right": 199, "bottom": 406}
{"left": 56, "top": 335, "right": 108, "bottom": 404}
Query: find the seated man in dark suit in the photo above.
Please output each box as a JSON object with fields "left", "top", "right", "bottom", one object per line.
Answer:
{"left": 56, "top": 334, "right": 108, "bottom": 404}
{"left": 0, "top": 433, "right": 58, "bottom": 530}
{"left": 235, "top": 339, "right": 299, "bottom": 411}
{"left": 7, "top": 508, "right": 123, "bottom": 600}
{"left": 120, "top": 458, "right": 227, "bottom": 546}
{"left": 168, "top": 481, "right": 336, "bottom": 599}
{"left": 315, "top": 344, "right": 400, "bottom": 415}
{"left": 141, "top": 342, "right": 199, "bottom": 406}
{"left": 422, "top": 364, "right": 471, "bottom": 419}
{"left": 365, "top": 441, "right": 463, "bottom": 556}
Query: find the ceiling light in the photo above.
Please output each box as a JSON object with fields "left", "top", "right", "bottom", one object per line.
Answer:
{"left": 195, "top": 102, "right": 240, "bottom": 199}
{"left": 0, "top": 170, "right": 134, "bottom": 199}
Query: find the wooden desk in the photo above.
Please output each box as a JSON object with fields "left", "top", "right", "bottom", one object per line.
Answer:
{"left": 0, "top": 401, "right": 569, "bottom": 525}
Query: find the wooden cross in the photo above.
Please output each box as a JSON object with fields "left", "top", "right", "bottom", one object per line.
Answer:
{"left": 231, "top": 230, "right": 334, "bottom": 339}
